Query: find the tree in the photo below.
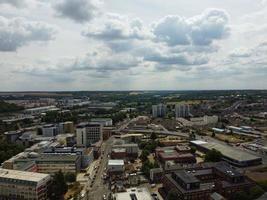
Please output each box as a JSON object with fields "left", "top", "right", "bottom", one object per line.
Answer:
{"left": 190, "top": 146, "right": 196, "bottom": 154}
{"left": 204, "top": 149, "right": 222, "bottom": 162}
{"left": 65, "top": 172, "right": 76, "bottom": 183}
{"left": 249, "top": 186, "right": 265, "bottom": 199}
{"left": 212, "top": 131, "right": 215, "bottom": 137}
{"left": 48, "top": 170, "right": 68, "bottom": 200}
{"left": 151, "top": 132, "right": 157, "bottom": 140}
{"left": 167, "top": 189, "right": 179, "bottom": 200}
{"left": 140, "top": 150, "right": 149, "bottom": 162}
{"left": 232, "top": 191, "right": 249, "bottom": 200}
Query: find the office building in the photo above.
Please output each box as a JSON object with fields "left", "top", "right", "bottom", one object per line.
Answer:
{"left": 59, "top": 121, "right": 74, "bottom": 134}
{"left": 161, "top": 162, "right": 255, "bottom": 200}
{"left": 152, "top": 104, "right": 167, "bottom": 118}
{"left": 76, "top": 122, "right": 103, "bottom": 147}
{"left": 41, "top": 124, "right": 58, "bottom": 137}
{"left": 0, "top": 169, "right": 50, "bottom": 200}
{"left": 175, "top": 104, "right": 190, "bottom": 118}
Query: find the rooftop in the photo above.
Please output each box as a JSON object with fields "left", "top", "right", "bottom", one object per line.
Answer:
{"left": 113, "top": 187, "right": 153, "bottom": 200}
{"left": 0, "top": 169, "right": 49, "bottom": 183}
{"left": 173, "top": 170, "right": 200, "bottom": 184}
{"left": 108, "top": 159, "right": 124, "bottom": 166}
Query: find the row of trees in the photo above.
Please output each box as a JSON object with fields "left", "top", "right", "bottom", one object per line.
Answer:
{"left": 0, "top": 140, "right": 25, "bottom": 164}
{"left": 0, "top": 101, "right": 23, "bottom": 113}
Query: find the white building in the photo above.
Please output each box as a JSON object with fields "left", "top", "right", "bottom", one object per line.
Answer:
{"left": 113, "top": 187, "right": 153, "bottom": 200}
{"left": 152, "top": 104, "right": 167, "bottom": 118}
{"left": 76, "top": 122, "right": 103, "bottom": 147}
{"left": 175, "top": 104, "right": 190, "bottom": 118}
{"left": 107, "top": 159, "right": 124, "bottom": 174}
{"left": 0, "top": 169, "right": 51, "bottom": 200}
{"left": 24, "top": 106, "right": 59, "bottom": 115}
{"left": 91, "top": 118, "right": 113, "bottom": 126}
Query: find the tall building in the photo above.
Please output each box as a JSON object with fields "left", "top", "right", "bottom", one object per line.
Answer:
{"left": 0, "top": 169, "right": 50, "bottom": 200}
{"left": 175, "top": 104, "right": 190, "bottom": 118}
{"left": 76, "top": 122, "right": 103, "bottom": 147}
{"left": 152, "top": 104, "right": 167, "bottom": 118}
{"left": 59, "top": 121, "right": 74, "bottom": 134}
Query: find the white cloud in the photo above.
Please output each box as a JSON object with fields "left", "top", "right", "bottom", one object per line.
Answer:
{"left": 0, "top": 16, "right": 57, "bottom": 51}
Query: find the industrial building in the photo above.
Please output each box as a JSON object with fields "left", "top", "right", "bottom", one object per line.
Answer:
{"left": 190, "top": 140, "right": 262, "bottom": 167}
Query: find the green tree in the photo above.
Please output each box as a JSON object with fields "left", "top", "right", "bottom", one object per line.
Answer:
{"left": 65, "top": 172, "right": 76, "bottom": 183}
{"left": 140, "top": 150, "right": 149, "bottom": 162}
{"left": 232, "top": 191, "right": 249, "bottom": 200}
{"left": 212, "top": 131, "right": 215, "bottom": 137}
{"left": 190, "top": 146, "right": 196, "bottom": 154}
{"left": 48, "top": 170, "right": 68, "bottom": 200}
{"left": 151, "top": 132, "right": 157, "bottom": 140}
{"left": 167, "top": 189, "right": 179, "bottom": 200}
{"left": 258, "top": 180, "right": 267, "bottom": 191}
{"left": 249, "top": 186, "right": 265, "bottom": 199}
{"left": 204, "top": 149, "right": 222, "bottom": 162}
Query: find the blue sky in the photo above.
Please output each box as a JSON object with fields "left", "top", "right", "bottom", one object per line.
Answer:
{"left": 0, "top": 0, "right": 266, "bottom": 91}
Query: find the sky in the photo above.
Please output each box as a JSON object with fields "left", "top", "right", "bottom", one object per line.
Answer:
{"left": 0, "top": 0, "right": 267, "bottom": 91}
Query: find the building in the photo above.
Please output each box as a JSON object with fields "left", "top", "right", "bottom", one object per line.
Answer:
{"left": 24, "top": 106, "right": 59, "bottom": 115}
{"left": 152, "top": 104, "right": 167, "bottom": 118}
{"left": 113, "top": 187, "right": 153, "bottom": 200}
{"left": 190, "top": 140, "right": 262, "bottom": 167}
{"left": 0, "top": 169, "right": 51, "bottom": 200}
{"left": 175, "top": 104, "right": 190, "bottom": 118}
{"left": 113, "top": 140, "right": 139, "bottom": 158}
{"left": 3, "top": 152, "right": 82, "bottom": 174}
{"left": 41, "top": 124, "right": 58, "bottom": 137}
{"left": 76, "top": 122, "right": 103, "bottom": 147}
{"left": 4, "top": 130, "right": 23, "bottom": 143}
{"left": 91, "top": 118, "right": 113, "bottom": 126}
{"left": 59, "top": 121, "right": 74, "bottom": 134}
{"left": 161, "top": 162, "right": 255, "bottom": 200}
{"left": 107, "top": 159, "right": 125, "bottom": 175}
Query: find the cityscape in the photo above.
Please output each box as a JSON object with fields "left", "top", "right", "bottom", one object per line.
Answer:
{"left": 0, "top": 0, "right": 267, "bottom": 200}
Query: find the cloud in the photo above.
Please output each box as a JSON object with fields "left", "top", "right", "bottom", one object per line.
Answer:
{"left": 0, "top": 16, "right": 57, "bottom": 51}
{"left": 82, "top": 14, "right": 150, "bottom": 41}
{"left": 54, "top": 0, "right": 99, "bottom": 23}
{"left": 229, "top": 48, "right": 252, "bottom": 58}
{"left": 153, "top": 8, "right": 230, "bottom": 46}
{"left": 0, "top": 0, "right": 26, "bottom": 8}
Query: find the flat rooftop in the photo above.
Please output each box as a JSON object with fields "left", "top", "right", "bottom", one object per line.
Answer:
{"left": 108, "top": 159, "right": 124, "bottom": 166}
{"left": 174, "top": 170, "right": 200, "bottom": 184}
{"left": 113, "top": 187, "right": 153, "bottom": 200}
{"left": 191, "top": 140, "right": 261, "bottom": 162}
{"left": 0, "top": 169, "right": 49, "bottom": 183}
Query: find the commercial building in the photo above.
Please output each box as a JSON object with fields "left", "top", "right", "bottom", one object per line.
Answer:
{"left": 175, "top": 104, "right": 190, "bottom": 118}
{"left": 91, "top": 118, "right": 113, "bottom": 126}
{"left": 113, "top": 187, "right": 153, "bottom": 200}
{"left": 0, "top": 169, "right": 51, "bottom": 200}
{"left": 190, "top": 140, "right": 262, "bottom": 167}
{"left": 161, "top": 162, "right": 255, "bottom": 200}
{"left": 107, "top": 159, "right": 125, "bottom": 175}
{"left": 76, "top": 122, "right": 103, "bottom": 147}
{"left": 152, "top": 104, "right": 167, "bottom": 118}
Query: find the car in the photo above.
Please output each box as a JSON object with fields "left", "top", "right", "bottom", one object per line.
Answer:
{"left": 103, "top": 194, "right": 107, "bottom": 200}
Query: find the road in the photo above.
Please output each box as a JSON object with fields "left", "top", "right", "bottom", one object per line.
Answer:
{"left": 84, "top": 136, "right": 115, "bottom": 200}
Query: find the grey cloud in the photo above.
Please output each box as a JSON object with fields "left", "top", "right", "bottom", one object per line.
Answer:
{"left": 54, "top": 0, "right": 99, "bottom": 23}
{"left": 82, "top": 16, "right": 149, "bottom": 41}
{"left": 0, "top": 0, "right": 25, "bottom": 7}
{"left": 0, "top": 16, "right": 57, "bottom": 51}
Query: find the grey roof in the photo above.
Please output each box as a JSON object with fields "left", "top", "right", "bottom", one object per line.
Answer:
{"left": 214, "top": 162, "right": 242, "bottom": 177}
{"left": 174, "top": 170, "right": 200, "bottom": 184}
